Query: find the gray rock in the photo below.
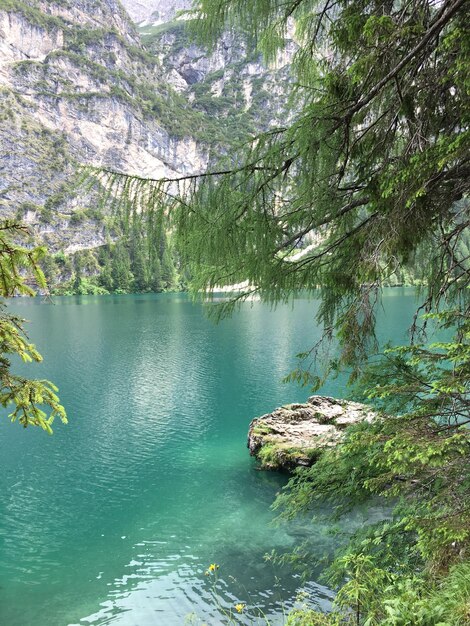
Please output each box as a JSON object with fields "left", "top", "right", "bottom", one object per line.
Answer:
{"left": 247, "top": 395, "right": 376, "bottom": 470}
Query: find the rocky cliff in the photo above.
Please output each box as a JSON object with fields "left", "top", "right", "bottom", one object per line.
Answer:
{"left": 121, "top": 0, "right": 190, "bottom": 25}
{"left": 0, "top": 0, "right": 211, "bottom": 254}
{"left": 0, "top": 0, "right": 294, "bottom": 291}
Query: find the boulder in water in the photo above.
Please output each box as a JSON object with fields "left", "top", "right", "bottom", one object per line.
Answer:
{"left": 247, "top": 395, "right": 376, "bottom": 470}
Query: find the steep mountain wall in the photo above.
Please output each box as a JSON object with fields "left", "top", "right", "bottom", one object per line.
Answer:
{"left": 140, "top": 17, "right": 296, "bottom": 145}
{"left": 0, "top": 0, "right": 209, "bottom": 255}
{"left": 121, "top": 0, "right": 190, "bottom": 25}
{"left": 0, "top": 0, "right": 295, "bottom": 292}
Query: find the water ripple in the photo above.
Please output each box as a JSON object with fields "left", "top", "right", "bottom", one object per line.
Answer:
{"left": 0, "top": 292, "right": 416, "bottom": 625}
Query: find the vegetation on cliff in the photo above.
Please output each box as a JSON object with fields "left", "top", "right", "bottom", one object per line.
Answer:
{"left": 0, "top": 0, "right": 299, "bottom": 293}
{"left": 42, "top": 228, "right": 180, "bottom": 295}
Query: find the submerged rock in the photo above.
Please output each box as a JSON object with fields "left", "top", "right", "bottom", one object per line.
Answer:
{"left": 247, "top": 396, "right": 376, "bottom": 470}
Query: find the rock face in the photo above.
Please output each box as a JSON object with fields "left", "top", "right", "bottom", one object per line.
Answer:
{"left": 248, "top": 396, "right": 376, "bottom": 471}
{"left": 0, "top": 0, "right": 210, "bottom": 255}
{"left": 0, "top": 0, "right": 295, "bottom": 266}
{"left": 121, "top": 0, "right": 190, "bottom": 25}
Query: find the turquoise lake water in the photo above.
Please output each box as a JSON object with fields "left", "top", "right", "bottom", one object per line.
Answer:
{"left": 0, "top": 291, "right": 421, "bottom": 625}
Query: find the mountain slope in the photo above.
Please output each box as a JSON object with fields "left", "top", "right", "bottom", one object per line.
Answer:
{"left": 0, "top": 0, "right": 295, "bottom": 293}
{"left": 0, "top": 0, "right": 208, "bottom": 255}
{"left": 120, "top": 0, "right": 190, "bottom": 25}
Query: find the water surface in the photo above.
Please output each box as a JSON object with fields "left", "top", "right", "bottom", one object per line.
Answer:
{"left": 0, "top": 291, "right": 419, "bottom": 625}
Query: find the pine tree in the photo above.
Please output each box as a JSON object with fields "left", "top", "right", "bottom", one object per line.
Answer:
{"left": 101, "top": 0, "right": 469, "bottom": 370}
{"left": 131, "top": 247, "right": 148, "bottom": 293}
{"left": 160, "top": 234, "right": 177, "bottom": 290}
{"left": 72, "top": 252, "right": 83, "bottom": 292}
{"left": 98, "top": 1, "right": 469, "bottom": 622}
{"left": 128, "top": 223, "right": 148, "bottom": 293}
{"left": 149, "top": 256, "right": 163, "bottom": 293}
{"left": 0, "top": 221, "right": 67, "bottom": 432}
{"left": 111, "top": 243, "right": 133, "bottom": 292}
{"left": 40, "top": 254, "right": 57, "bottom": 288}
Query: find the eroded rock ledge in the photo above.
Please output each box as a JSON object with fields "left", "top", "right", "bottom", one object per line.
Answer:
{"left": 247, "top": 395, "right": 376, "bottom": 470}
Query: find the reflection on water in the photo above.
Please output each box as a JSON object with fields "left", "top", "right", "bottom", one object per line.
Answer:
{"left": 0, "top": 291, "right": 419, "bottom": 625}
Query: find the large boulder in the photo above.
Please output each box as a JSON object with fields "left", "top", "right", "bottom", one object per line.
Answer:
{"left": 247, "top": 395, "right": 376, "bottom": 470}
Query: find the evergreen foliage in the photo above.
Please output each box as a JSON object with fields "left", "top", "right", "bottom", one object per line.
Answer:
{"left": 101, "top": 0, "right": 469, "bottom": 372}
{"left": 46, "top": 227, "right": 180, "bottom": 296}
{"left": 0, "top": 221, "right": 67, "bottom": 433}
{"left": 274, "top": 310, "right": 469, "bottom": 622}
{"left": 97, "top": 0, "right": 469, "bottom": 622}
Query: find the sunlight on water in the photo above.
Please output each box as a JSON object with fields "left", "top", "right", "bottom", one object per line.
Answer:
{"left": 0, "top": 291, "right": 420, "bottom": 625}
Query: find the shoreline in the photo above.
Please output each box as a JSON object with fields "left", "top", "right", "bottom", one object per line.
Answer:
{"left": 7, "top": 283, "right": 420, "bottom": 300}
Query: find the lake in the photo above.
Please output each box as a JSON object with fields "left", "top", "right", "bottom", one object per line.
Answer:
{"left": 0, "top": 290, "right": 420, "bottom": 625}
